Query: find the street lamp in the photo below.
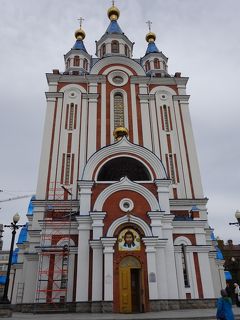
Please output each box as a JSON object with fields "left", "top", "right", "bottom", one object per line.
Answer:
{"left": 1, "top": 213, "right": 25, "bottom": 303}
{"left": 229, "top": 210, "right": 240, "bottom": 229}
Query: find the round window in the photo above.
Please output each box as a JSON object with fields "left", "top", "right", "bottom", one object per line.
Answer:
{"left": 119, "top": 198, "right": 134, "bottom": 212}
{"left": 113, "top": 76, "right": 124, "bottom": 84}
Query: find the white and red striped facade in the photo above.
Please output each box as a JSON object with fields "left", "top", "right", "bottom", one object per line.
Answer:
{"left": 10, "top": 6, "right": 225, "bottom": 313}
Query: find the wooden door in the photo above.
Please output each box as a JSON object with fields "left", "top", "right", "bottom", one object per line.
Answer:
{"left": 119, "top": 266, "right": 132, "bottom": 313}
{"left": 119, "top": 256, "right": 142, "bottom": 313}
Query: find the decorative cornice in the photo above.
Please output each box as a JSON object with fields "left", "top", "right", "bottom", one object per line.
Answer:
{"left": 76, "top": 216, "right": 92, "bottom": 230}
{"left": 90, "top": 240, "right": 103, "bottom": 249}
{"left": 45, "top": 92, "right": 63, "bottom": 99}
{"left": 170, "top": 198, "right": 208, "bottom": 207}
{"left": 172, "top": 220, "right": 208, "bottom": 228}
{"left": 172, "top": 95, "right": 190, "bottom": 102}
{"left": 82, "top": 93, "right": 99, "bottom": 100}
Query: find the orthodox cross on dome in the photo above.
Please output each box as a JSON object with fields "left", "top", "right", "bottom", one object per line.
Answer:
{"left": 77, "top": 17, "right": 84, "bottom": 28}
{"left": 112, "top": 0, "right": 115, "bottom": 6}
{"left": 146, "top": 20, "right": 152, "bottom": 32}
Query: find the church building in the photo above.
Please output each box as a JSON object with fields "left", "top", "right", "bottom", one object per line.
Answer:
{"left": 10, "top": 3, "right": 225, "bottom": 313}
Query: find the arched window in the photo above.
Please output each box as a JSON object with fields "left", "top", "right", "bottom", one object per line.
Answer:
{"left": 154, "top": 58, "right": 160, "bottom": 69}
{"left": 145, "top": 60, "right": 150, "bottom": 72}
{"left": 125, "top": 44, "right": 129, "bottom": 57}
{"left": 114, "top": 92, "right": 124, "bottom": 129}
{"left": 181, "top": 244, "right": 190, "bottom": 287}
{"left": 83, "top": 58, "right": 88, "bottom": 70}
{"left": 66, "top": 58, "right": 70, "bottom": 69}
{"left": 111, "top": 40, "right": 119, "bottom": 53}
{"left": 102, "top": 43, "right": 106, "bottom": 56}
{"left": 73, "top": 56, "right": 80, "bottom": 67}
{"left": 97, "top": 157, "right": 151, "bottom": 181}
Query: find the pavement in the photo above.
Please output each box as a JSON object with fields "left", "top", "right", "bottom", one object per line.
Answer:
{"left": 8, "top": 307, "right": 240, "bottom": 320}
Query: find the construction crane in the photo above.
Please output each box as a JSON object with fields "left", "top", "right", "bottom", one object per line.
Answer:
{"left": 0, "top": 194, "right": 33, "bottom": 203}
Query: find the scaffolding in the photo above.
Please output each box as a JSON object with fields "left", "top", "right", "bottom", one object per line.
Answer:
{"left": 35, "top": 182, "right": 76, "bottom": 305}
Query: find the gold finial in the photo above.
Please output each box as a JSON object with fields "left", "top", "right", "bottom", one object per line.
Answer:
{"left": 145, "top": 20, "right": 156, "bottom": 43}
{"left": 107, "top": 1, "right": 120, "bottom": 21}
{"left": 113, "top": 126, "right": 128, "bottom": 141}
{"left": 75, "top": 17, "right": 86, "bottom": 40}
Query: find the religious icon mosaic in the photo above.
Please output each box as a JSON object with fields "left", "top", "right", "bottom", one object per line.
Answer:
{"left": 118, "top": 228, "right": 141, "bottom": 251}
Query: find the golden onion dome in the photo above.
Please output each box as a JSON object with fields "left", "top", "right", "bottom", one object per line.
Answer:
{"left": 107, "top": 5, "right": 120, "bottom": 21}
{"left": 75, "top": 27, "right": 86, "bottom": 41}
{"left": 145, "top": 31, "right": 156, "bottom": 43}
{"left": 113, "top": 126, "right": 128, "bottom": 141}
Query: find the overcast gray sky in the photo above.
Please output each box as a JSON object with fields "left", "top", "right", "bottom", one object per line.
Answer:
{"left": 0, "top": 0, "right": 240, "bottom": 249}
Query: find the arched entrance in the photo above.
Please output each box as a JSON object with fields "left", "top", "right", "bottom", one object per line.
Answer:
{"left": 119, "top": 256, "right": 143, "bottom": 313}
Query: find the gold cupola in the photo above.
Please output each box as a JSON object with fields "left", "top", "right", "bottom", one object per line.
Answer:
{"left": 107, "top": 2, "right": 120, "bottom": 21}
{"left": 75, "top": 27, "right": 86, "bottom": 41}
{"left": 75, "top": 17, "right": 86, "bottom": 40}
{"left": 145, "top": 31, "right": 156, "bottom": 43}
{"left": 113, "top": 127, "right": 128, "bottom": 141}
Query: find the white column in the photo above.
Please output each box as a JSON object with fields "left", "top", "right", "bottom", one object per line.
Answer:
{"left": 155, "top": 179, "right": 171, "bottom": 213}
{"left": 130, "top": 84, "right": 139, "bottom": 144}
{"left": 101, "top": 83, "right": 106, "bottom": 147}
{"left": 162, "top": 215, "right": 178, "bottom": 298}
{"left": 142, "top": 238, "right": 158, "bottom": 300}
{"left": 90, "top": 212, "right": 106, "bottom": 239}
{"left": 197, "top": 247, "right": 215, "bottom": 298}
{"left": 101, "top": 238, "right": 117, "bottom": 301}
{"left": 185, "top": 248, "right": 198, "bottom": 299}
{"left": 155, "top": 239, "right": 169, "bottom": 299}
{"left": 90, "top": 240, "right": 103, "bottom": 301}
{"left": 75, "top": 216, "right": 91, "bottom": 301}
{"left": 78, "top": 180, "right": 94, "bottom": 215}
{"left": 87, "top": 92, "right": 99, "bottom": 159}
{"left": 149, "top": 94, "right": 160, "bottom": 158}
{"left": 139, "top": 97, "right": 152, "bottom": 150}
{"left": 147, "top": 211, "right": 164, "bottom": 238}
{"left": 79, "top": 97, "right": 88, "bottom": 177}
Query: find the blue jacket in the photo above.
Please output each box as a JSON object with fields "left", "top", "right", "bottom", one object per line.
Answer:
{"left": 216, "top": 297, "right": 235, "bottom": 320}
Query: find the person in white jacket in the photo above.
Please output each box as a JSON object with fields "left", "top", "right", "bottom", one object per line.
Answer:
{"left": 233, "top": 283, "right": 240, "bottom": 307}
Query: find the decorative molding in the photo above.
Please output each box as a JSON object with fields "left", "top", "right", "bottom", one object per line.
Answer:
{"left": 106, "top": 213, "right": 152, "bottom": 237}
{"left": 82, "top": 136, "right": 167, "bottom": 180}
{"left": 93, "top": 177, "right": 160, "bottom": 211}
{"left": 90, "top": 56, "right": 145, "bottom": 76}
{"left": 172, "top": 95, "right": 190, "bottom": 102}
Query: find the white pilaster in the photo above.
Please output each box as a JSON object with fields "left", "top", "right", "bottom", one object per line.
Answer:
{"left": 101, "top": 238, "right": 117, "bottom": 301}
{"left": 76, "top": 216, "right": 91, "bottom": 301}
{"left": 149, "top": 94, "right": 160, "bottom": 158}
{"left": 90, "top": 240, "right": 103, "bottom": 301}
{"left": 90, "top": 212, "right": 106, "bottom": 239}
{"left": 142, "top": 237, "right": 158, "bottom": 300}
{"left": 79, "top": 97, "right": 88, "bottom": 178}
{"left": 78, "top": 180, "right": 94, "bottom": 215}
{"left": 197, "top": 248, "right": 215, "bottom": 298}
{"left": 147, "top": 211, "right": 164, "bottom": 238}
{"left": 87, "top": 93, "right": 99, "bottom": 159}
{"left": 155, "top": 179, "right": 171, "bottom": 213}
{"left": 101, "top": 83, "right": 106, "bottom": 147}
{"left": 162, "top": 215, "right": 179, "bottom": 298}
{"left": 155, "top": 239, "right": 169, "bottom": 299}
{"left": 138, "top": 93, "right": 152, "bottom": 150}
{"left": 130, "top": 84, "right": 139, "bottom": 144}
